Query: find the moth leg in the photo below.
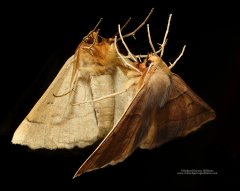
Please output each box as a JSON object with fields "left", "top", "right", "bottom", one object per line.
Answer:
{"left": 53, "top": 70, "right": 79, "bottom": 97}
{"left": 71, "top": 86, "right": 133, "bottom": 105}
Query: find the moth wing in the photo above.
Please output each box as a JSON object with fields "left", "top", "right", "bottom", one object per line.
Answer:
{"left": 11, "top": 55, "right": 100, "bottom": 149}
{"left": 139, "top": 73, "right": 216, "bottom": 149}
{"left": 74, "top": 85, "right": 152, "bottom": 177}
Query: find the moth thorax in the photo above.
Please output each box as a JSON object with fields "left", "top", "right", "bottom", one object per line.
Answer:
{"left": 159, "top": 60, "right": 171, "bottom": 75}
{"left": 148, "top": 68, "right": 171, "bottom": 108}
{"left": 77, "top": 54, "right": 117, "bottom": 80}
{"left": 90, "top": 75, "right": 115, "bottom": 138}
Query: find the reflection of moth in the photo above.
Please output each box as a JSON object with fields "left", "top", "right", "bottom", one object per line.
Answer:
{"left": 11, "top": 9, "right": 215, "bottom": 178}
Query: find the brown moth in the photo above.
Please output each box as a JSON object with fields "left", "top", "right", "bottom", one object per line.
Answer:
{"left": 73, "top": 14, "right": 216, "bottom": 178}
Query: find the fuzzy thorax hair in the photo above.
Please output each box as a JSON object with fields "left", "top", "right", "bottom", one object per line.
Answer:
{"left": 75, "top": 38, "right": 118, "bottom": 80}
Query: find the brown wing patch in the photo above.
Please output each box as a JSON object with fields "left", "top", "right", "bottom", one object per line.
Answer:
{"left": 140, "top": 73, "right": 216, "bottom": 149}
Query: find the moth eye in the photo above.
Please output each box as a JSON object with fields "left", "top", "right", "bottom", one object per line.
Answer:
{"left": 84, "top": 33, "right": 102, "bottom": 44}
{"left": 85, "top": 37, "right": 94, "bottom": 44}
{"left": 146, "top": 60, "right": 152, "bottom": 67}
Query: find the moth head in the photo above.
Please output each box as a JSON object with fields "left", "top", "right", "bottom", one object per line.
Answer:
{"left": 83, "top": 31, "right": 99, "bottom": 44}
{"left": 144, "top": 54, "right": 171, "bottom": 75}
{"left": 76, "top": 30, "right": 118, "bottom": 64}
{"left": 83, "top": 31, "right": 114, "bottom": 45}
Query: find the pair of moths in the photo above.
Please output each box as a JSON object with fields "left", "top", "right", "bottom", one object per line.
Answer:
{"left": 11, "top": 11, "right": 216, "bottom": 178}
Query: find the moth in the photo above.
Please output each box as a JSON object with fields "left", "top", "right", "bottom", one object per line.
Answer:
{"left": 73, "top": 14, "right": 216, "bottom": 178}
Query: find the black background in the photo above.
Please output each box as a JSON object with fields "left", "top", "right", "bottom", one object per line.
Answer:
{"left": 1, "top": 0, "right": 239, "bottom": 190}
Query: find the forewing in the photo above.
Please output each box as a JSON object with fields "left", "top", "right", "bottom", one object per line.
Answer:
{"left": 74, "top": 85, "right": 153, "bottom": 177}
{"left": 11, "top": 55, "right": 100, "bottom": 149}
{"left": 140, "top": 73, "right": 216, "bottom": 149}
